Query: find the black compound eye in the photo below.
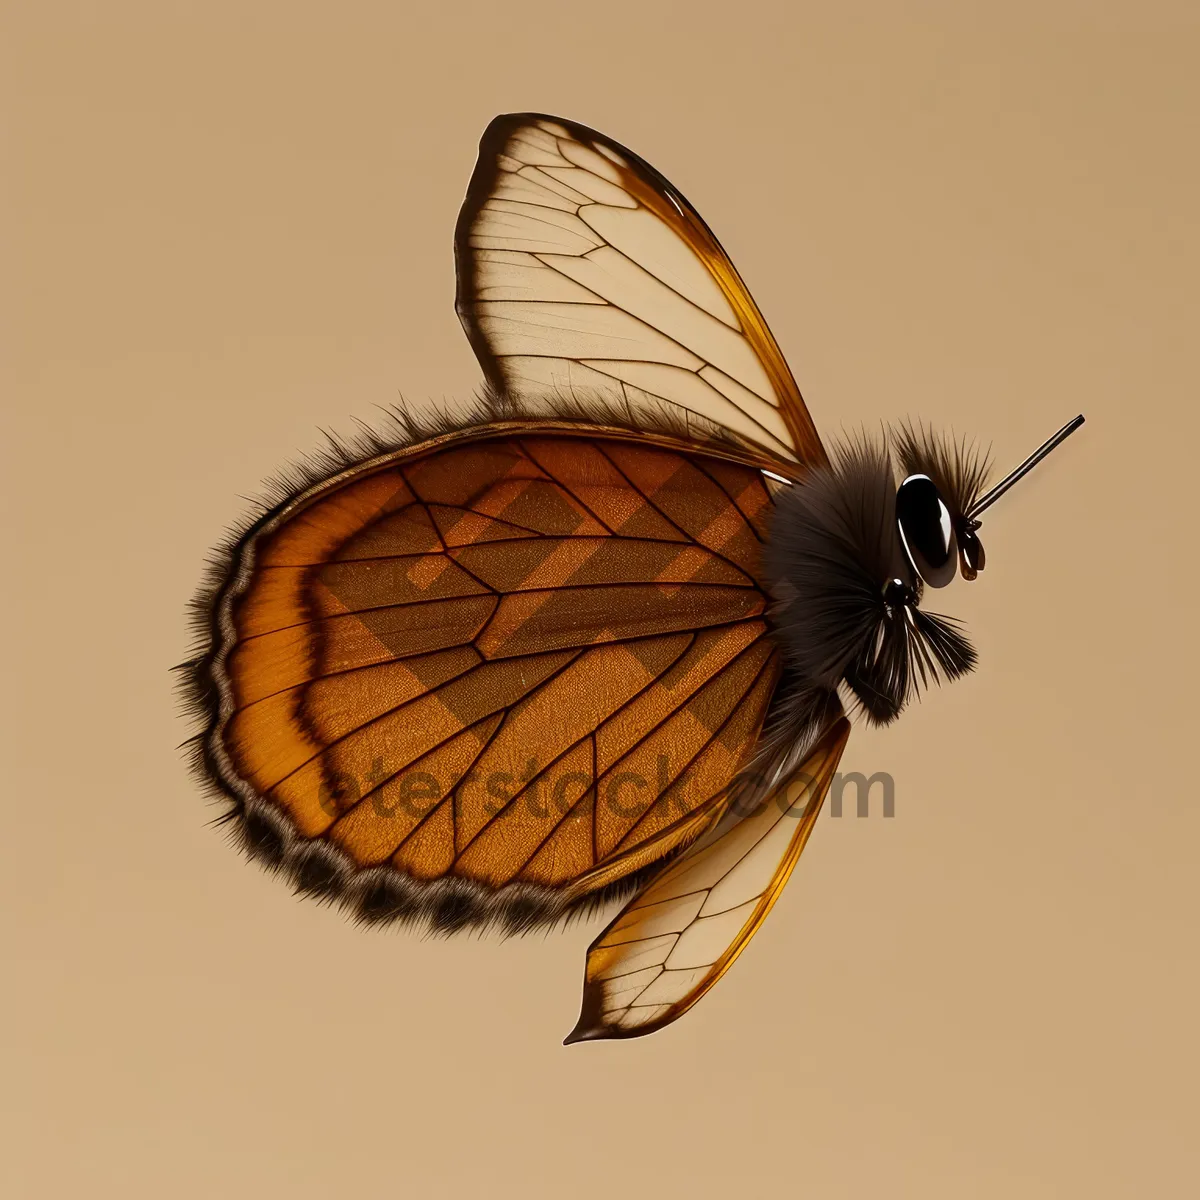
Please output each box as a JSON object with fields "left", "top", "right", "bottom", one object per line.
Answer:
{"left": 895, "top": 474, "right": 958, "bottom": 588}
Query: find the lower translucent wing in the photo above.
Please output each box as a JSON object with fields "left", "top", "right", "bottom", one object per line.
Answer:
{"left": 565, "top": 715, "right": 850, "bottom": 1042}
{"left": 455, "top": 113, "right": 827, "bottom": 467}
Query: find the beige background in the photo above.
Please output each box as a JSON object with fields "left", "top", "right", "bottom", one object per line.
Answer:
{"left": 4, "top": 3, "right": 1198, "bottom": 1197}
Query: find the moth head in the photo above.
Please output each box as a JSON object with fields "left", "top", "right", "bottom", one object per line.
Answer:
{"left": 765, "top": 416, "right": 1085, "bottom": 729}
{"left": 764, "top": 432, "right": 977, "bottom": 727}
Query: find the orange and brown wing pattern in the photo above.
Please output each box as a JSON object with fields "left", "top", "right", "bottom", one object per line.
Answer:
{"left": 455, "top": 113, "right": 827, "bottom": 467}
{"left": 201, "top": 427, "right": 784, "bottom": 931}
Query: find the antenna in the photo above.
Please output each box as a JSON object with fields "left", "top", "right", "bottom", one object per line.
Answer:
{"left": 967, "top": 415, "right": 1085, "bottom": 521}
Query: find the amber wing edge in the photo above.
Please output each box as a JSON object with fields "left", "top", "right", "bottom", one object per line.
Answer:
{"left": 564, "top": 715, "right": 851, "bottom": 1043}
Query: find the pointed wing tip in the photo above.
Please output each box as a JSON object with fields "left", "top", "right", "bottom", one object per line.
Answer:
{"left": 563, "top": 1022, "right": 603, "bottom": 1046}
{"left": 563, "top": 1000, "right": 622, "bottom": 1045}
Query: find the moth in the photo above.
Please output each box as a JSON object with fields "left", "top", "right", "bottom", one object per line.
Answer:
{"left": 181, "top": 113, "right": 1083, "bottom": 1043}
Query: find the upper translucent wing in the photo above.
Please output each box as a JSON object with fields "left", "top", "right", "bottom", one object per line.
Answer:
{"left": 565, "top": 715, "right": 850, "bottom": 1042}
{"left": 455, "top": 113, "right": 826, "bottom": 467}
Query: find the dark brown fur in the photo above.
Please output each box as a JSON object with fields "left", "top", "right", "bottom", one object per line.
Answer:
{"left": 764, "top": 428, "right": 983, "bottom": 737}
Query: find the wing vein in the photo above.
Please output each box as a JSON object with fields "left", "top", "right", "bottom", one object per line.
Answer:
{"left": 608, "top": 645, "right": 778, "bottom": 856}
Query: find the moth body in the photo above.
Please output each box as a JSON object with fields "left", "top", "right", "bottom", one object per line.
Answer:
{"left": 181, "top": 111, "right": 1083, "bottom": 1043}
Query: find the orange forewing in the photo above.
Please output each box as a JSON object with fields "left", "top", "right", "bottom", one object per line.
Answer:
{"left": 214, "top": 426, "right": 783, "bottom": 901}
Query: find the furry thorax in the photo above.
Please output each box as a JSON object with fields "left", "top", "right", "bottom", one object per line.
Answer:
{"left": 764, "top": 425, "right": 989, "bottom": 734}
